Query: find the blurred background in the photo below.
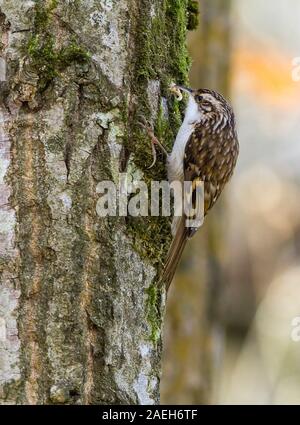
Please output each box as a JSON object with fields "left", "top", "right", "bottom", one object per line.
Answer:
{"left": 161, "top": 0, "right": 300, "bottom": 404}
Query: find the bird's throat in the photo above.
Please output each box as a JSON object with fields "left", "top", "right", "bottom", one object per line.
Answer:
{"left": 167, "top": 98, "right": 201, "bottom": 183}
{"left": 185, "top": 95, "right": 202, "bottom": 124}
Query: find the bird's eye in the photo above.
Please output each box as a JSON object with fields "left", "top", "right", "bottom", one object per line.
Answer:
{"left": 195, "top": 95, "right": 203, "bottom": 102}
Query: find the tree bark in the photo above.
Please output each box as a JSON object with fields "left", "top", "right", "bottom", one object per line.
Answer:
{"left": 0, "top": 0, "right": 191, "bottom": 405}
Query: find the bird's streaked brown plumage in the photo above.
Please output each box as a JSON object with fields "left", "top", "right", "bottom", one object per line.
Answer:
{"left": 140, "top": 86, "right": 239, "bottom": 291}
{"left": 161, "top": 87, "right": 239, "bottom": 290}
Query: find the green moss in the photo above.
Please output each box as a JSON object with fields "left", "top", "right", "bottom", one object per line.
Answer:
{"left": 59, "top": 43, "right": 91, "bottom": 66}
{"left": 134, "top": 0, "right": 190, "bottom": 88}
{"left": 187, "top": 0, "right": 199, "bottom": 30}
{"left": 26, "top": 0, "right": 90, "bottom": 90}
{"left": 126, "top": 107, "right": 173, "bottom": 267}
{"left": 146, "top": 284, "right": 161, "bottom": 343}
{"left": 126, "top": 0, "right": 191, "bottom": 265}
{"left": 166, "top": 0, "right": 191, "bottom": 81}
{"left": 33, "top": 0, "right": 58, "bottom": 32}
{"left": 27, "top": 34, "right": 58, "bottom": 83}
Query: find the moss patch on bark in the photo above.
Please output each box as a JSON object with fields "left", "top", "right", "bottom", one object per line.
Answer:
{"left": 145, "top": 284, "right": 162, "bottom": 344}
{"left": 26, "top": 0, "right": 90, "bottom": 90}
{"left": 187, "top": 0, "right": 200, "bottom": 30}
{"left": 126, "top": 0, "right": 190, "bottom": 266}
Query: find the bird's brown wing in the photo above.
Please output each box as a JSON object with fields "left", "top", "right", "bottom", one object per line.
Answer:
{"left": 184, "top": 123, "right": 238, "bottom": 235}
{"left": 161, "top": 123, "right": 238, "bottom": 290}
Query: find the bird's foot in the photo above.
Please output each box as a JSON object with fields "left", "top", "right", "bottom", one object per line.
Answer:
{"left": 138, "top": 115, "right": 169, "bottom": 169}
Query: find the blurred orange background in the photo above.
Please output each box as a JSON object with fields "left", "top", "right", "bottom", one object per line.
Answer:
{"left": 161, "top": 0, "right": 300, "bottom": 405}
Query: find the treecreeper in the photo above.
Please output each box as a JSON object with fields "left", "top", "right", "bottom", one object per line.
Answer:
{"left": 140, "top": 85, "right": 239, "bottom": 290}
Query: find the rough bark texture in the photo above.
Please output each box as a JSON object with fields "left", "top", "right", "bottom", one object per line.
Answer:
{"left": 0, "top": 0, "right": 193, "bottom": 405}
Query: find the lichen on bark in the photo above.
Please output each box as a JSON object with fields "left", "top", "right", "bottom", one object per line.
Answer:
{"left": 0, "top": 0, "right": 190, "bottom": 404}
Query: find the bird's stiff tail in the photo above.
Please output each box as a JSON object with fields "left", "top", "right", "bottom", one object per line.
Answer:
{"left": 160, "top": 216, "right": 189, "bottom": 292}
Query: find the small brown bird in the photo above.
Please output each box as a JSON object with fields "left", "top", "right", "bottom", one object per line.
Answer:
{"left": 141, "top": 86, "right": 239, "bottom": 291}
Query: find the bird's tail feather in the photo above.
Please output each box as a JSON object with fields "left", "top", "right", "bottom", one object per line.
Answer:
{"left": 160, "top": 216, "right": 188, "bottom": 292}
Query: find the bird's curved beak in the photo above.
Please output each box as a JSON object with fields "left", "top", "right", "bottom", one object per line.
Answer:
{"left": 169, "top": 84, "right": 193, "bottom": 101}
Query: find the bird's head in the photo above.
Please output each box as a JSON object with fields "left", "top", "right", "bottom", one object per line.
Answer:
{"left": 171, "top": 85, "right": 232, "bottom": 117}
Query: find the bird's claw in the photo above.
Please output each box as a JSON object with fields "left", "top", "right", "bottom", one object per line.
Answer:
{"left": 138, "top": 115, "right": 158, "bottom": 168}
{"left": 148, "top": 142, "right": 157, "bottom": 169}
{"left": 138, "top": 116, "right": 156, "bottom": 138}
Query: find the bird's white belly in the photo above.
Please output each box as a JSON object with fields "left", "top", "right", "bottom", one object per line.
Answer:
{"left": 167, "top": 121, "right": 195, "bottom": 183}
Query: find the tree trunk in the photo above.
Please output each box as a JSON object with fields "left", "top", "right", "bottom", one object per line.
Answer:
{"left": 0, "top": 0, "right": 191, "bottom": 405}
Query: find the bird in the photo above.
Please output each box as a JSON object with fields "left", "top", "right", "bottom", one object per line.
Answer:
{"left": 140, "top": 85, "right": 239, "bottom": 291}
